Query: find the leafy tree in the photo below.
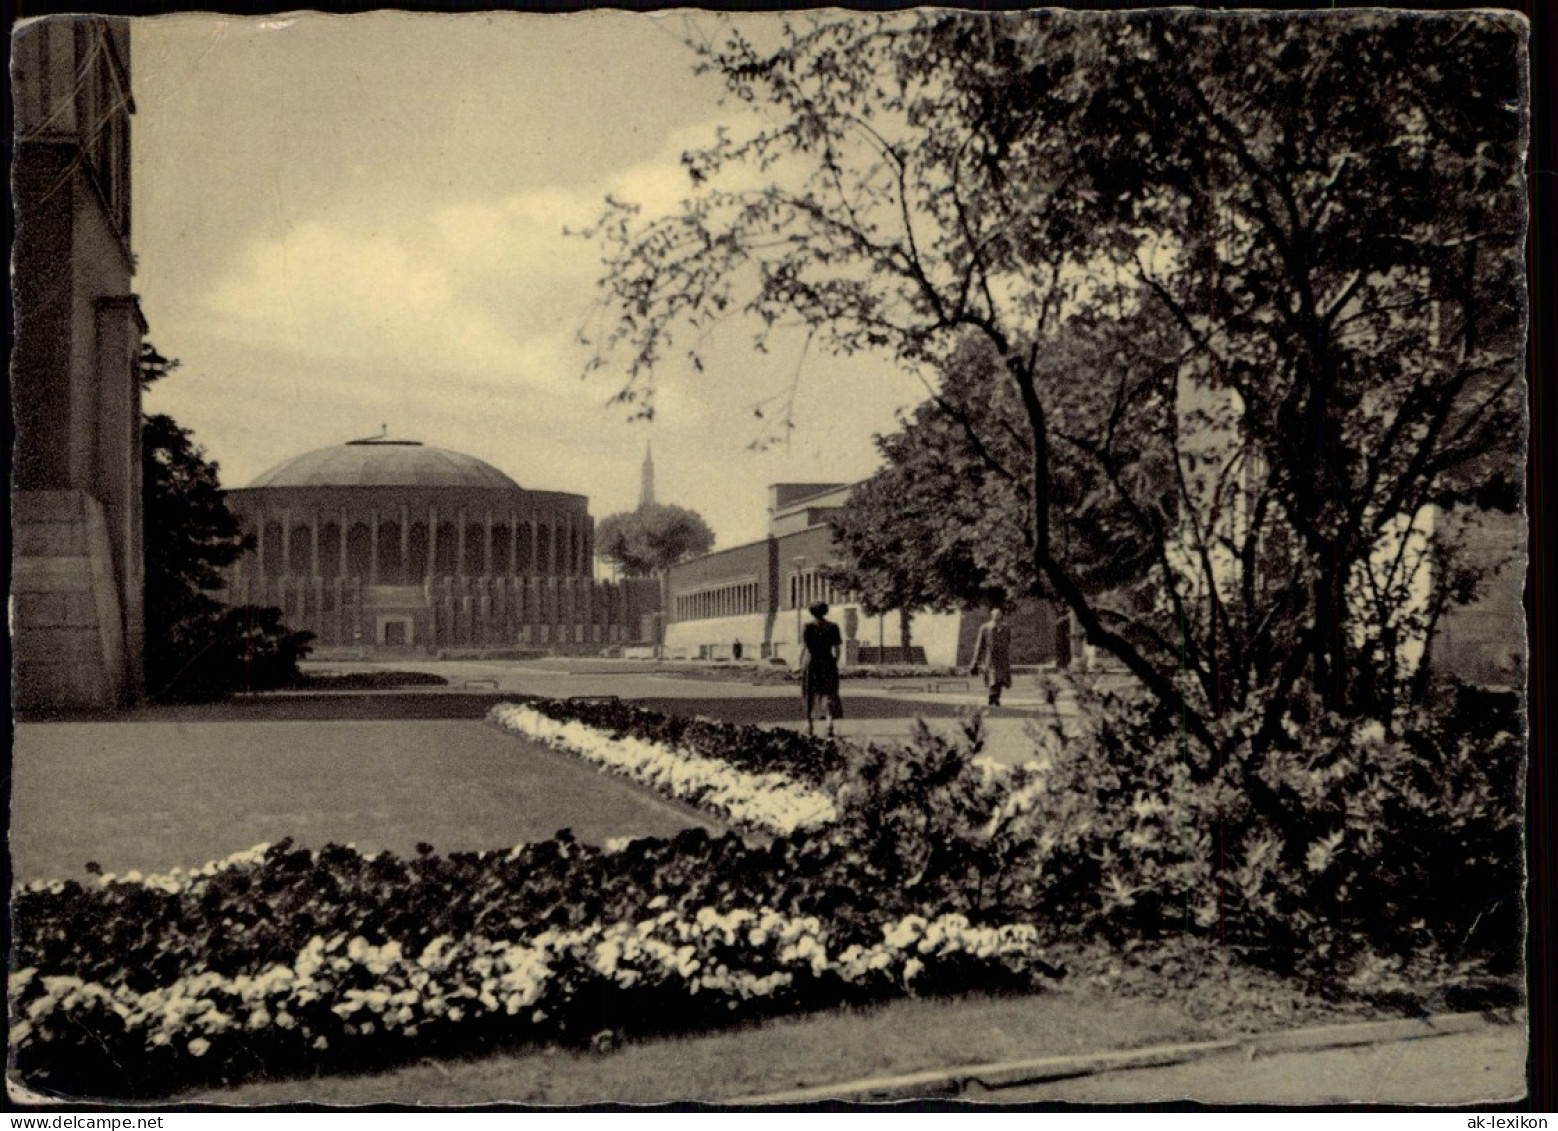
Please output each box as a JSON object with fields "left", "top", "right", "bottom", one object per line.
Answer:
{"left": 596, "top": 501, "right": 715, "bottom": 656}
{"left": 830, "top": 320, "right": 1178, "bottom": 651}
{"left": 585, "top": 11, "right": 1525, "bottom": 764}
{"left": 140, "top": 346, "right": 313, "bottom": 700}
{"left": 596, "top": 502, "right": 716, "bottom": 578}
{"left": 826, "top": 337, "right": 1027, "bottom": 649}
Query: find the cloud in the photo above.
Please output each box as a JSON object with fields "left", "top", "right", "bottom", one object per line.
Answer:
{"left": 160, "top": 90, "right": 918, "bottom": 551}
{"left": 193, "top": 110, "right": 742, "bottom": 383}
{"left": 203, "top": 221, "right": 543, "bottom": 382}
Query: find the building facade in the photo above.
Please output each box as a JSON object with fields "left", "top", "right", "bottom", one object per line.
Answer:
{"left": 1178, "top": 377, "right": 1523, "bottom": 692}
{"left": 12, "top": 18, "right": 148, "bottom": 712}
{"left": 224, "top": 437, "right": 659, "bottom": 653}
{"left": 664, "top": 483, "right": 1073, "bottom": 668}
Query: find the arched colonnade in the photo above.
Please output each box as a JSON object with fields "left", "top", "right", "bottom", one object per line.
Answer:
{"left": 240, "top": 503, "right": 593, "bottom": 584}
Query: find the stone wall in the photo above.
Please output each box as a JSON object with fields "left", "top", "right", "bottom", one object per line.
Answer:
{"left": 1431, "top": 509, "right": 1525, "bottom": 687}
{"left": 12, "top": 19, "right": 145, "bottom": 711}
{"left": 12, "top": 492, "right": 134, "bottom": 712}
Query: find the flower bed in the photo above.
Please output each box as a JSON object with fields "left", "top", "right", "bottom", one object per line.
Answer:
{"left": 13, "top": 692, "right": 1517, "bottom": 1097}
{"left": 10, "top": 837, "right": 1047, "bottom": 1098}
{"left": 490, "top": 703, "right": 837, "bottom": 833}
{"left": 494, "top": 696, "right": 849, "bottom": 785}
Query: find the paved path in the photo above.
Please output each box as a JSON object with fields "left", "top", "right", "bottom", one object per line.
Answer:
{"left": 301, "top": 656, "right": 1087, "bottom": 713}
{"left": 289, "top": 658, "right": 1079, "bottom": 766}
{"left": 9, "top": 719, "right": 716, "bottom": 884}
{"left": 985, "top": 1025, "right": 1527, "bottom": 1105}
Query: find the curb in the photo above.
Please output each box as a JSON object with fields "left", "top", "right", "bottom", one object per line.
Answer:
{"left": 734, "top": 1011, "right": 1496, "bottom": 1105}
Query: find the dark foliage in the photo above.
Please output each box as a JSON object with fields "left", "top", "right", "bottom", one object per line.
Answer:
{"left": 595, "top": 503, "right": 715, "bottom": 579}
{"left": 140, "top": 365, "right": 313, "bottom": 700}
{"left": 517, "top": 695, "right": 850, "bottom": 785}
{"left": 586, "top": 10, "right": 1526, "bottom": 758}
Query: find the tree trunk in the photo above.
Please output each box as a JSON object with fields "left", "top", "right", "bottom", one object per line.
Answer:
{"left": 1009, "top": 352, "right": 1223, "bottom": 766}
{"left": 898, "top": 607, "right": 913, "bottom": 658}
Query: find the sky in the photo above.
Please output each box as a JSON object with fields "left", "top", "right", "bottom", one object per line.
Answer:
{"left": 130, "top": 11, "right": 923, "bottom": 554}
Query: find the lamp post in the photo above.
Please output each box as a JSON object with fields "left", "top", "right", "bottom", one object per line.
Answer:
{"left": 792, "top": 555, "right": 807, "bottom": 665}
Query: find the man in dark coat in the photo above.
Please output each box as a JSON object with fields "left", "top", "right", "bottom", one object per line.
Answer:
{"left": 970, "top": 606, "right": 1013, "bottom": 706}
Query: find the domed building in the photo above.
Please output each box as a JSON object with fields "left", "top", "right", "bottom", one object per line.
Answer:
{"left": 224, "top": 436, "right": 659, "bottom": 653}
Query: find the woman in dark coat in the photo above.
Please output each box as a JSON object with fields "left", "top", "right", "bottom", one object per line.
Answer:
{"left": 800, "top": 601, "right": 843, "bottom": 736}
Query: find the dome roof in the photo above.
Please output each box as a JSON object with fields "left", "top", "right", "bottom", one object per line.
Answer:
{"left": 247, "top": 440, "right": 523, "bottom": 492}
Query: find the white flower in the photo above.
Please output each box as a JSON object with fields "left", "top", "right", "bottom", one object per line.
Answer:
{"left": 489, "top": 705, "right": 836, "bottom": 834}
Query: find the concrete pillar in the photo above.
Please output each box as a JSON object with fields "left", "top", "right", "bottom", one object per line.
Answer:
{"left": 256, "top": 514, "right": 268, "bottom": 582}
{"left": 310, "top": 513, "right": 320, "bottom": 577}
{"left": 511, "top": 512, "right": 520, "bottom": 577}
{"left": 281, "top": 510, "right": 292, "bottom": 578}
{"left": 456, "top": 509, "right": 467, "bottom": 578}
{"left": 429, "top": 504, "right": 439, "bottom": 576}
{"left": 484, "top": 510, "right": 494, "bottom": 578}
{"left": 339, "top": 507, "right": 349, "bottom": 578}
{"left": 93, "top": 295, "right": 145, "bottom": 697}
{"left": 400, "top": 504, "right": 410, "bottom": 581}
{"left": 370, "top": 507, "right": 380, "bottom": 584}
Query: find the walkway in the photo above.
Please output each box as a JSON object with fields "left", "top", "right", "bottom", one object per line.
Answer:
{"left": 987, "top": 1024, "right": 1526, "bottom": 1105}
{"left": 282, "top": 657, "right": 1086, "bottom": 766}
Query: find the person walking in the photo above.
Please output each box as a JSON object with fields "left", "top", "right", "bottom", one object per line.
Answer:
{"left": 800, "top": 601, "right": 844, "bottom": 737}
{"left": 971, "top": 606, "right": 1013, "bottom": 707}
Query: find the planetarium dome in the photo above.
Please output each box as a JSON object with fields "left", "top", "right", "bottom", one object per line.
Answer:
{"left": 247, "top": 437, "right": 523, "bottom": 492}
{"left": 220, "top": 432, "right": 657, "bottom": 656}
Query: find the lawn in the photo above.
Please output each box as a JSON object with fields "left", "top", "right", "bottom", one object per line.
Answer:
{"left": 8, "top": 718, "right": 717, "bottom": 883}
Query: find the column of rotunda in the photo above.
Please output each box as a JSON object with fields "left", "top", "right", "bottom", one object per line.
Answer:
{"left": 238, "top": 501, "right": 600, "bottom": 650}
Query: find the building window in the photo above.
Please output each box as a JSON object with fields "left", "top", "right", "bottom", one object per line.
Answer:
{"left": 492, "top": 525, "right": 512, "bottom": 575}
{"left": 346, "top": 524, "right": 373, "bottom": 578}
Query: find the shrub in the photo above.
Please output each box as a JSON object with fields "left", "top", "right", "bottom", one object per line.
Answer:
{"left": 498, "top": 690, "right": 1522, "bottom": 1004}
{"left": 11, "top": 686, "right": 1519, "bottom": 1096}
{"left": 153, "top": 605, "right": 315, "bottom": 702}
{"left": 812, "top": 683, "right": 1521, "bottom": 1005}
{"left": 975, "top": 681, "right": 1525, "bottom": 1003}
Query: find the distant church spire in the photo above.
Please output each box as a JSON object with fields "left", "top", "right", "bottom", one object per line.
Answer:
{"left": 639, "top": 441, "right": 656, "bottom": 509}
